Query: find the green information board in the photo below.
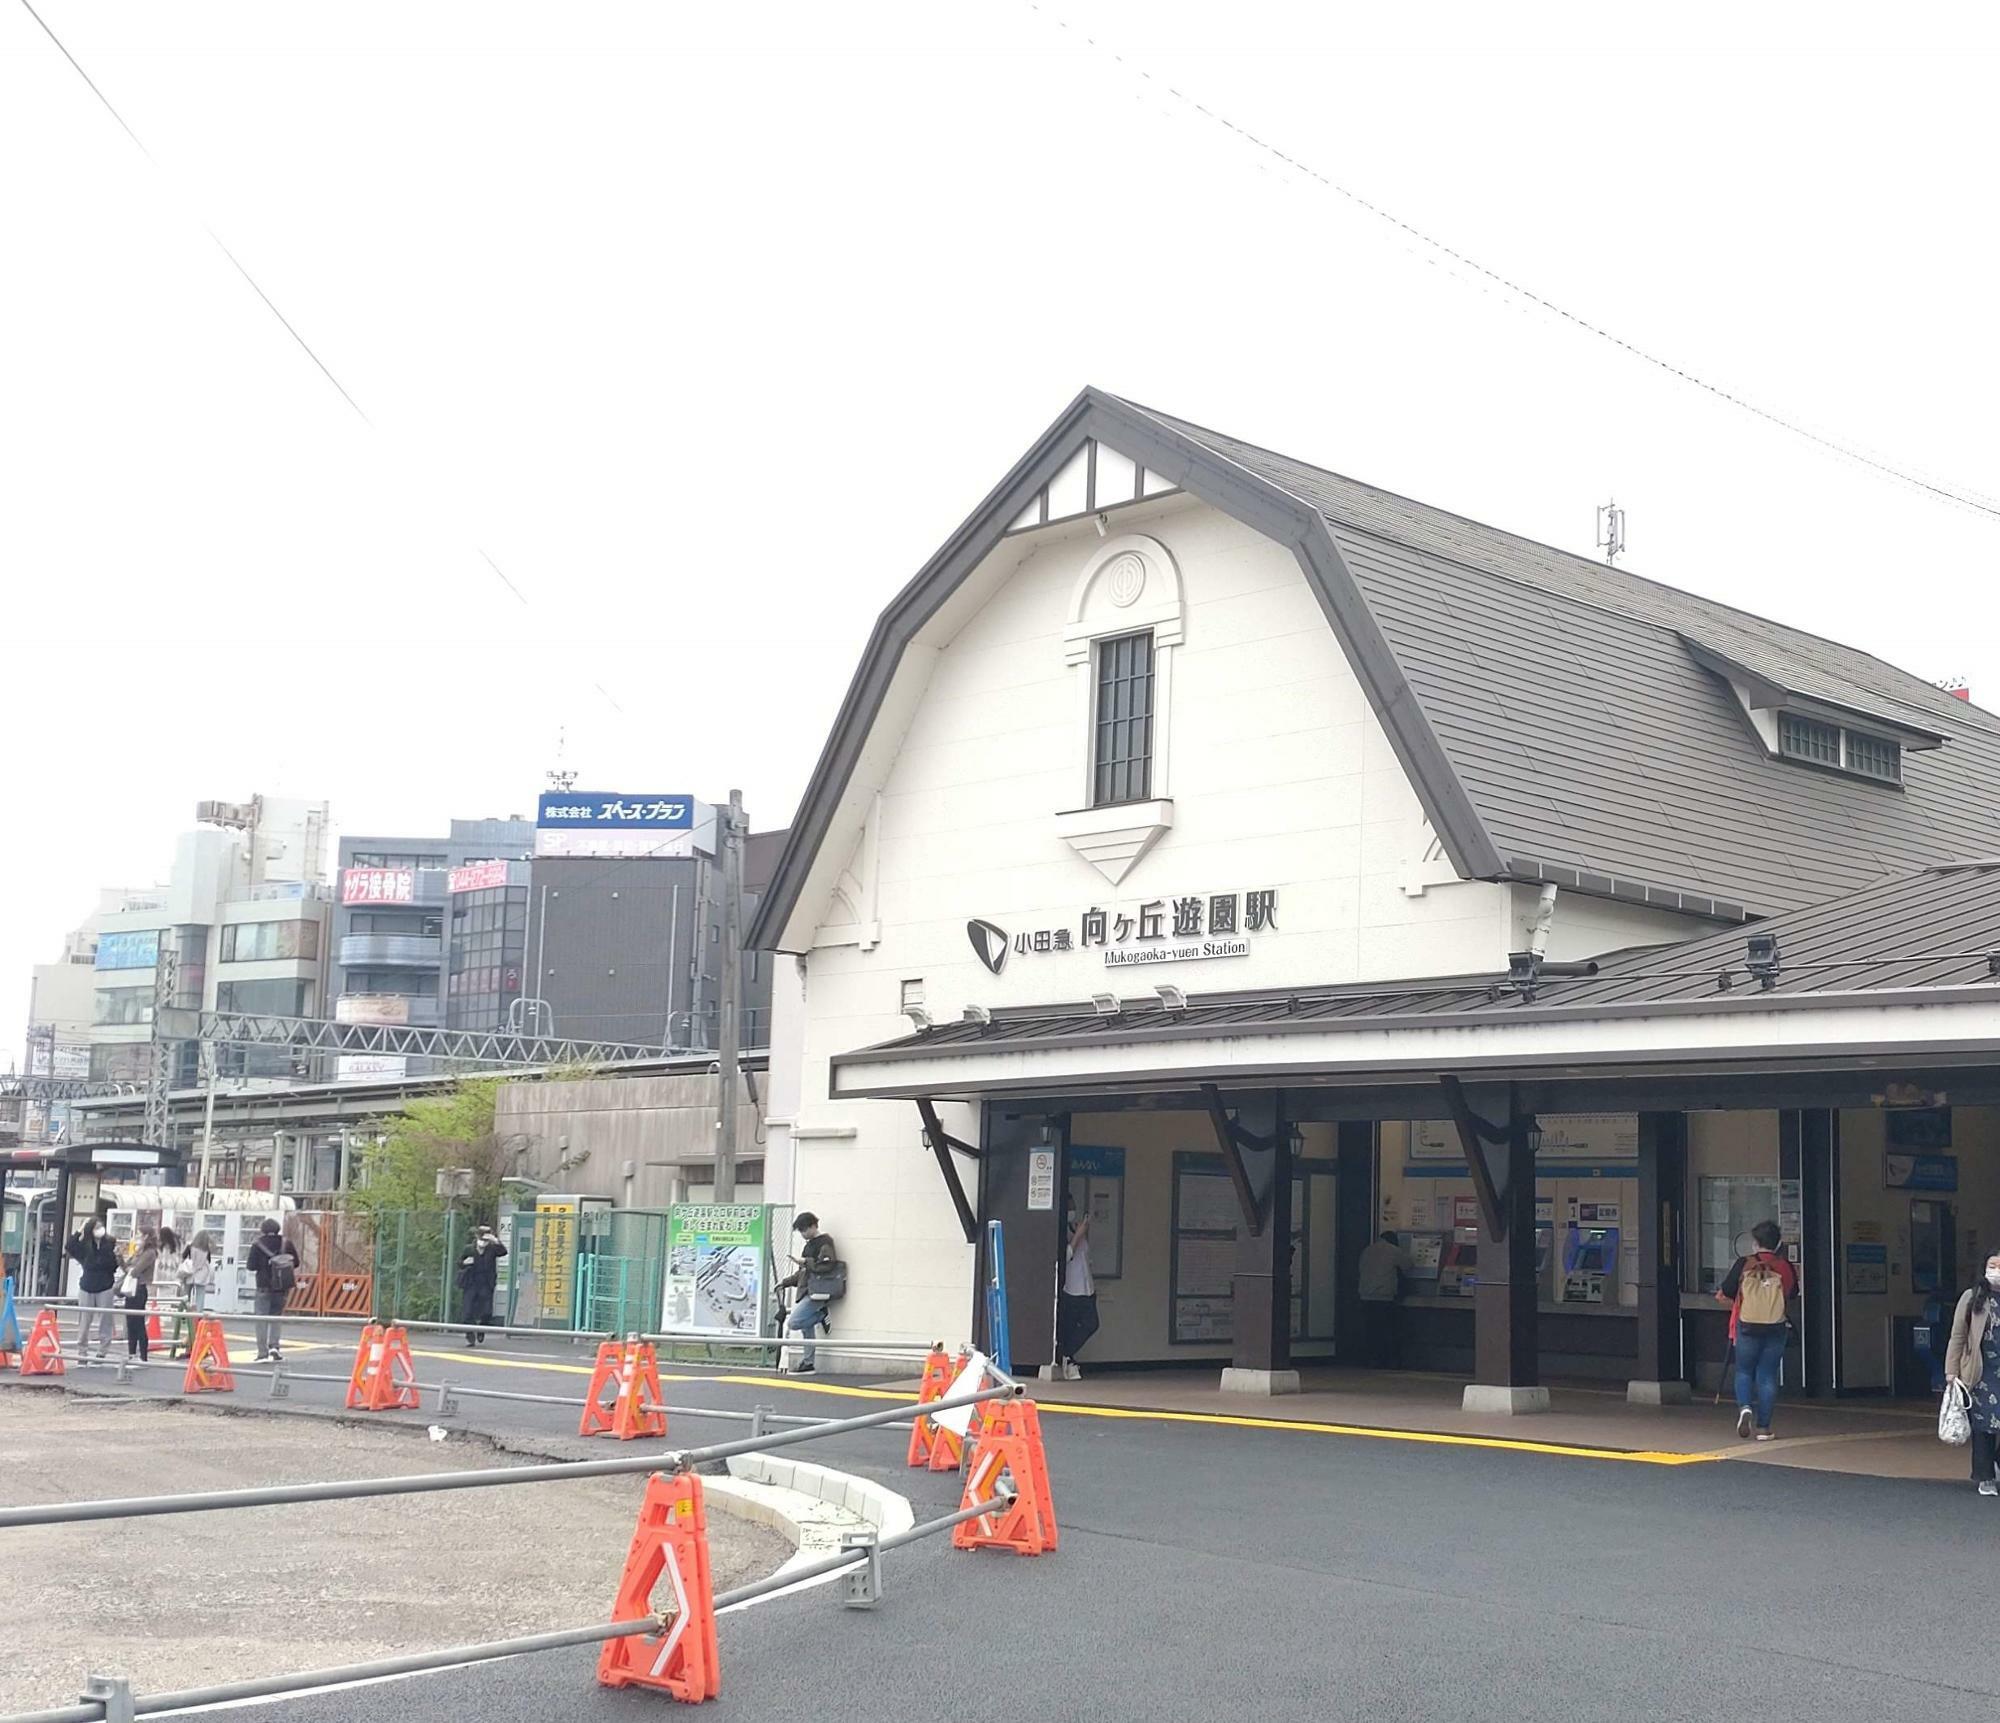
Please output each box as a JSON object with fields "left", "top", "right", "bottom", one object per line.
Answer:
{"left": 664, "top": 1204, "right": 768, "bottom": 1335}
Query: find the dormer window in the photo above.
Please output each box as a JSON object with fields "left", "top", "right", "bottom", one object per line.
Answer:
{"left": 1681, "top": 634, "right": 1936, "bottom": 788}
{"left": 1777, "top": 712, "right": 1902, "bottom": 783}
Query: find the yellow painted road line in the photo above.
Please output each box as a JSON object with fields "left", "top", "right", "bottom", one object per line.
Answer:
{"left": 670, "top": 1371, "right": 1713, "bottom": 1466}
{"left": 219, "top": 1333, "right": 1709, "bottom": 1466}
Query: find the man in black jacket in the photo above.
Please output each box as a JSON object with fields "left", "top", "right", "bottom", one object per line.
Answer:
{"left": 65, "top": 1214, "right": 121, "bottom": 1362}
{"left": 778, "top": 1213, "right": 839, "bottom": 1375}
{"left": 247, "top": 1217, "right": 299, "bottom": 1362}
{"left": 457, "top": 1225, "right": 508, "bottom": 1346}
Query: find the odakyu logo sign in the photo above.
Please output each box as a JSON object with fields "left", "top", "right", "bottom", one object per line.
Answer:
{"left": 966, "top": 919, "right": 1010, "bottom": 976}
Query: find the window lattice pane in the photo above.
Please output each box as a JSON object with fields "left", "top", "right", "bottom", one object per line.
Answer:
{"left": 1778, "top": 712, "right": 1840, "bottom": 766}
{"left": 1092, "top": 631, "right": 1154, "bottom": 806}
{"left": 1844, "top": 731, "right": 1901, "bottom": 782}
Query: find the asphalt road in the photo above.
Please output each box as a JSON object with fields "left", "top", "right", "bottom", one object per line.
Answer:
{"left": 15, "top": 1325, "right": 2000, "bottom": 1722}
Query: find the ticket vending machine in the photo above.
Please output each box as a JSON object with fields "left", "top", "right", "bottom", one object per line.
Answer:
{"left": 1437, "top": 1229, "right": 1479, "bottom": 1298}
{"left": 1400, "top": 1230, "right": 1447, "bottom": 1287}
{"left": 1561, "top": 1224, "right": 1621, "bottom": 1304}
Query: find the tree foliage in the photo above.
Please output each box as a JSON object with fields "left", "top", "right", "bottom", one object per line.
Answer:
{"left": 347, "top": 1064, "right": 601, "bottom": 1222}
{"left": 347, "top": 1076, "right": 506, "bottom": 1223}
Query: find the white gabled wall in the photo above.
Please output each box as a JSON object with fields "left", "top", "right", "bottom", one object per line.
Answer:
{"left": 777, "top": 486, "right": 1725, "bottom": 1348}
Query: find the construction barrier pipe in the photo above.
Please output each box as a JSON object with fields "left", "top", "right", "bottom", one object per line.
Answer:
{"left": 0, "top": 1382, "right": 1021, "bottom": 1530}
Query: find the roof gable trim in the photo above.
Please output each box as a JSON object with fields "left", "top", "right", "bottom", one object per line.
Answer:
{"left": 748, "top": 388, "right": 1511, "bottom": 950}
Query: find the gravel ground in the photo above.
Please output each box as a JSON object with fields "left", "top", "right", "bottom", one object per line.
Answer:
{"left": 0, "top": 1393, "right": 790, "bottom": 1711}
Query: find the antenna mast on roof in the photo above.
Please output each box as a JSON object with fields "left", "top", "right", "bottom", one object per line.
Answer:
{"left": 1595, "top": 499, "right": 1626, "bottom": 566}
{"left": 545, "top": 726, "right": 578, "bottom": 794}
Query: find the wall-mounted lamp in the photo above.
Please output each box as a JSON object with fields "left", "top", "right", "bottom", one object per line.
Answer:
{"left": 1154, "top": 984, "right": 1186, "bottom": 1012}
{"left": 1091, "top": 993, "right": 1121, "bottom": 1016}
{"left": 1746, "top": 932, "right": 1782, "bottom": 990}
{"left": 903, "top": 1005, "right": 933, "bottom": 1032}
{"left": 961, "top": 1004, "right": 991, "bottom": 1025}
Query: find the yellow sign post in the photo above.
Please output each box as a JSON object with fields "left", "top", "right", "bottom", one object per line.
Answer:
{"left": 532, "top": 1198, "right": 581, "bottom": 1322}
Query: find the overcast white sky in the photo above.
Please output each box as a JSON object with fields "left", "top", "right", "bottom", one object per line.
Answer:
{"left": 6, "top": 2, "right": 2000, "bottom": 1061}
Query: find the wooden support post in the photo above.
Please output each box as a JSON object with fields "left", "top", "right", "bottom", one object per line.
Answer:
{"left": 1200, "top": 1084, "right": 1265, "bottom": 1237}
{"left": 1440, "top": 1076, "right": 1507, "bottom": 1241}
{"left": 1332, "top": 1121, "right": 1376, "bottom": 1364}
{"left": 914, "top": 1098, "right": 979, "bottom": 1245}
{"left": 1782, "top": 1108, "right": 1838, "bottom": 1397}
{"left": 1459, "top": 1084, "right": 1547, "bottom": 1414}
{"left": 1212, "top": 1092, "right": 1297, "bottom": 1395}
{"left": 1631, "top": 1111, "right": 1690, "bottom": 1404}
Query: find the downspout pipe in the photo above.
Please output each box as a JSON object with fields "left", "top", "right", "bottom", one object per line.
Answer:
{"left": 1525, "top": 882, "right": 1559, "bottom": 959}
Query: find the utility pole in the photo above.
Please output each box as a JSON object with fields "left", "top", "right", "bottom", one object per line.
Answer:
{"left": 196, "top": 1042, "right": 219, "bottom": 1196}
{"left": 144, "top": 932, "right": 179, "bottom": 1150}
{"left": 714, "top": 789, "right": 746, "bottom": 1203}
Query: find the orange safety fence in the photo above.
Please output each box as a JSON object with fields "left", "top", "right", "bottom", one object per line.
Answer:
{"left": 953, "top": 1395, "right": 1058, "bottom": 1556}
{"left": 579, "top": 1340, "right": 667, "bottom": 1441}
{"left": 19, "top": 1309, "right": 63, "bottom": 1377}
{"left": 345, "top": 1323, "right": 421, "bottom": 1411}
{"left": 597, "top": 1472, "right": 720, "bottom": 1703}
{"left": 182, "top": 1317, "right": 236, "bottom": 1394}
{"left": 905, "top": 1344, "right": 954, "bottom": 1468}
{"left": 291, "top": 1211, "right": 376, "bottom": 1318}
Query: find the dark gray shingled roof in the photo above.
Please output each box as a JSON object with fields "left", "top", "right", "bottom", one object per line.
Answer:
{"left": 751, "top": 388, "right": 2000, "bottom": 949}
{"left": 1135, "top": 404, "right": 2000, "bottom": 918}
{"left": 832, "top": 861, "right": 2000, "bottom": 1068}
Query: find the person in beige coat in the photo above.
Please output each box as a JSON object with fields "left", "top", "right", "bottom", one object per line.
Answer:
{"left": 1945, "top": 1252, "right": 2000, "bottom": 1494}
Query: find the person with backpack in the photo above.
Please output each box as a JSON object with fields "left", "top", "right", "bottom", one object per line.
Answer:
{"left": 777, "top": 1212, "right": 841, "bottom": 1375}
{"left": 247, "top": 1216, "right": 299, "bottom": 1362}
{"left": 457, "top": 1224, "right": 508, "bottom": 1346}
{"left": 1945, "top": 1252, "right": 2000, "bottom": 1494}
{"left": 1716, "top": 1219, "right": 1798, "bottom": 1440}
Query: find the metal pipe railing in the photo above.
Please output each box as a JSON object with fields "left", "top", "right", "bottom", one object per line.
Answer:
{"left": 11, "top": 1363, "right": 912, "bottom": 1432}
{"left": 33, "top": 1307, "right": 955, "bottom": 1362}
{"left": 714, "top": 1491, "right": 1011, "bottom": 1603}
{"left": 3, "top": 1620, "right": 668, "bottom": 1723}
{"left": 2, "top": 1491, "right": 1013, "bottom": 1723}
{"left": 0, "top": 1381, "right": 1020, "bottom": 1530}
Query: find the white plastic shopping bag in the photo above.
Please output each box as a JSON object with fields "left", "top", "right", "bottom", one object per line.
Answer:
{"left": 932, "top": 1349, "right": 992, "bottom": 1441}
{"left": 1940, "top": 1379, "right": 1972, "bottom": 1447}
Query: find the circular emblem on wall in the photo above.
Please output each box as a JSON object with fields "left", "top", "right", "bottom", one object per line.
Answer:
{"left": 1104, "top": 552, "right": 1146, "bottom": 607}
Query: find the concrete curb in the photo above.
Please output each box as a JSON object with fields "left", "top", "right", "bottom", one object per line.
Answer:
{"left": 708, "top": 1453, "right": 918, "bottom": 1608}
{"left": 726, "top": 1452, "right": 917, "bottom": 1535}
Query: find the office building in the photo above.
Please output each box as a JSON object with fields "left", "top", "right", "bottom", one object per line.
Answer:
{"left": 519, "top": 829, "right": 784, "bottom": 1051}
{"left": 87, "top": 795, "right": 333, "bottom": 1086}
{"left": 21, "top": 891, "right": 147, "bottom": 1145}
{"left": 330, "top": 817, "right": 535, "bottom": 1073}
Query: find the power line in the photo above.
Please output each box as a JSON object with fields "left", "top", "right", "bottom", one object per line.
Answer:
{"left": 14, "top": 0, "right": 619, "bottom": 710}
{"left": 1019, "top": 1, "right": 2000, "bottom": 527}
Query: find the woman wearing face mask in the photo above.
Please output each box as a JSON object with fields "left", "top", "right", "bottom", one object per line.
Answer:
{"left": 64, "top": 1214, "right": 122, "bottom": 1363}
{"left": 1945, "top": 1252, "right": 2000, "bottom": 1495}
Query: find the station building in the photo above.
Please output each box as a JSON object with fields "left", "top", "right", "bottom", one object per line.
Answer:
{"left": 755, "top": 388, "right": 2000, "bottom": 1408}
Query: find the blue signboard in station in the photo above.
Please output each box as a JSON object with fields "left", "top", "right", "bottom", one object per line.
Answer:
{"left": 535, "top": 793, "right": 694, "bottom": 829}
